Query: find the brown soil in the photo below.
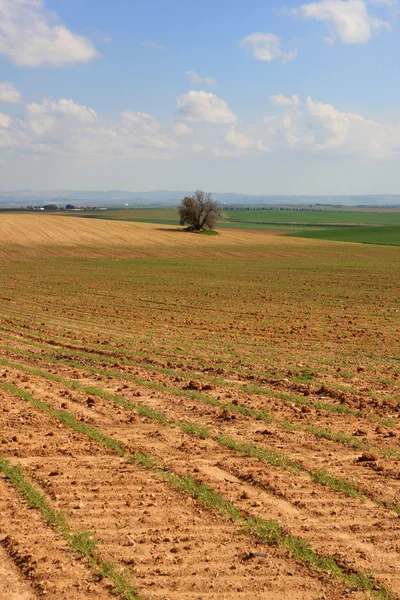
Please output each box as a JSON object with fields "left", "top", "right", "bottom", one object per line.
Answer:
{"left": 0, "top": 214, "right": 306, "bottom": 261}
{"left": 0, "top": 214, "right": 399, "bottom": 599}
{"left": 0, "top": 475, "right": 112, "bottom": 599}
{"left": 0, "top": 386, "right": 344, "bottom": 600}
{"left": 0, "top": 544, "right": 36, "bottom": 600}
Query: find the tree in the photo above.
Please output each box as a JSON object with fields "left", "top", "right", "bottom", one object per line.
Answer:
{"left": 178, "top": 190, "right": 219, "bottom": 231}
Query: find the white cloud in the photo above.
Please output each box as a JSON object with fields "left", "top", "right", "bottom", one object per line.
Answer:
{"left": 27, "top": 98, "right": 97, "bottom": 123}
{"left": 255, "top": 140, "right": 269, "bottom": 152}
{"left": 121, "top": 110, "right": 160, "bottom": 134}
{"left": 224, "top": 126, "right": 269, "bottom": 153}
{"left": 225, "top": 126, "right": 253, "bottom": 149}
{"left": 269, "top": 94, "right": 300, "bottom": 106}
{"left": 172, "top": 122, "right": 193, "bottom": 135}
{"left": 22, "top": 98, "right": 96, "bottom": 149}
{"left": 0, "top": 112, "right": 13, "bottom": 150}
{"left": 0, "top": 113, "right": 11, "bottom": 128}
{"left": 142, "top": 41, "right": 164, "bottom": 50}
{"left": 185, "top": 71, "right": 217, "bottom": 86}
{"left": 292, "top": 0, "right": 390, "bottom": 44}
{"left": 120, "top": 110, "right": 178, "bottom": 150}
{"left": 262, "top": 94, "right": 400, "bottom": 157}
{"left": 0, "top": 97, "right": 181, "bottom": 159}
{"left": 176, "top": 91, "right": 236, "bottom": 124}
{"left": 0, "top": 91, "right": 273, "bottom": 164}
{"left": 0, "top": 82, "right": 22, "bottom": 103}
{"left": 239, "top": 33, "right": 298, "bottom": 63}
{"left": 1, "top": 91, "right": 400, "bottom": 167}
{"left": 305, "top": 96, "right": 354, "bottom": 146}
{"left": 0, "top": 0, "right": 98, "bottom": 66}
{"left": 20, "top": 98, "right": 98, "bottom": 154}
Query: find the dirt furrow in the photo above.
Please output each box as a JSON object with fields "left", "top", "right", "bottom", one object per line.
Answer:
{"left": 24, "top": 455, "right": 346, "bottom": 600}
{"left": 2, "top": 347, "right": 400, "bottom": 493}
{"left": 1, "top": 306, "right": 398, "bottom": 406}
{"left": 2, "top": 372, "right": 400, "bottom": 594}
{"left": 0, "top": 544, "right": 36, "bottom": 600}
{"left": 2, "top": 340, "right": 399, "bottom": 468}
{"left": 0, "top": 475, "right": 113, "bottom": 599}
{"left": 3, "top": 330, "right": 399, "bottom": 438}
{"left": 2, "top": 353, "right": 400, "bottom": 510}
{"left": 0, "top": 389, "right": 344, "bottom": 600}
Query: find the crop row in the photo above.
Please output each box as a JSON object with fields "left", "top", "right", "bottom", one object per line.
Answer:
{"left": 0, "top": 323, "right": 397, "bottom": 427}
{"left": 1, "top": 336, "right": 399, "bottom": 468}
{"left": 0, "top": 379, "right": 395, "bottom": 600}
{"left": 1, "top": 353, "right": 399, "bottom": 515}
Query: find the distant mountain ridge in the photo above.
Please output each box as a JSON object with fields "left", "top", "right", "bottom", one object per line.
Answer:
{"left": 1, "top": 190, "right": 400, "bottom": 207}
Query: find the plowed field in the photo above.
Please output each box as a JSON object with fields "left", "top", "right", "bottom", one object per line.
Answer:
{"left": 0, "top": 215, "right": 399, "bottom": 599}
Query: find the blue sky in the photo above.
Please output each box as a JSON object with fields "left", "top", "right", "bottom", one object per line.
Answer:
{"left": 0, "top": 0, "right": 399, "bottom": 194}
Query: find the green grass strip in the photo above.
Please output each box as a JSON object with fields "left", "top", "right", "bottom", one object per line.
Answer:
{"left": 0, "top": 457, "right": 141, "bottom": 600}
{"left": 0, "top": 352, "right": 385, "bottom": 462}
{"left": 242, "top": 382, "right": 362, "bottom": 417}
{"left": 311, "top": 469, "right": 364, "bottom": 499}
{"left": 0, "top": 456, "right": 67, "bottom": 530}
{"left": 216, "top": 435, "right": 301, "bottom": 473}
{"left": 1, "top": 381, "right": 395, "bottom": 600}
{"left": 177, "top": 421, "right": 210, "bottom": 439}
{"left": 306, "top": 426, "right": 400, "bottom": 468}
{"left": 307, "top": 424, "right": 369, "bottom": 450}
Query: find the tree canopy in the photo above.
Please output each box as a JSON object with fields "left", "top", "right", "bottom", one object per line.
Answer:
{"left": 178, "top": 190, "right": 219, "bottom": 231}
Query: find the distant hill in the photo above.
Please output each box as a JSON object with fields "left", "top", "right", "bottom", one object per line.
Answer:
{"left": 1, "top": 189, "right": 400, "bottom": 208}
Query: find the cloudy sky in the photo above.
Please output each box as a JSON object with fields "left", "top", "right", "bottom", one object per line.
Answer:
{"left": 0, "top": 0, "right": 399, "bottom": 194}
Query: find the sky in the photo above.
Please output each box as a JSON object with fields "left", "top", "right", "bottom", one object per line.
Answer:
{"left": 0, "top": 0, "right": 400, "bottom": 195}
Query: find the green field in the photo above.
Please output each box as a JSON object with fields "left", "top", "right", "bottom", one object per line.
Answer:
{"left": 287, "top": 224, "right": 400, "bottom": 246}
{"left": 225, "top": 208, "right": 400, "bottom": 226}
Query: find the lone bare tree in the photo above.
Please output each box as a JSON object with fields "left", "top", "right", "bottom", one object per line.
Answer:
{"left": 178, "top": 190, "right": 219, "bottom": 231}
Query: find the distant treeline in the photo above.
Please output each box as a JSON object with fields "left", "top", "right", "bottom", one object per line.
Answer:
{"left": 223, "top": 205, "right": 400, "bottom": 211}
{"left": 225, "top": 206, "right": 330, "bottom": 212}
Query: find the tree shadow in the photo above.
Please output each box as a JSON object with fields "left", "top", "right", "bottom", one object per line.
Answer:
{"left": 155, "top": 227, "right": 187, "bottom": 233}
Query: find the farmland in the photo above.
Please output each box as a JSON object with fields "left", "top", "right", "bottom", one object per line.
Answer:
{"left": 0, "top": 213, "right": 400, "bottom": 599}
{"left": 288, "top": 225, "right": 400, "bottom": 247}
{"left": 224, "top": 208, "right": 400, "bottom": 227}
{"left": 73, "top": 207, "right": 400, "bottom": 243}
{"left": 74, "top": 207, "right": 400, "bottom": 228}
